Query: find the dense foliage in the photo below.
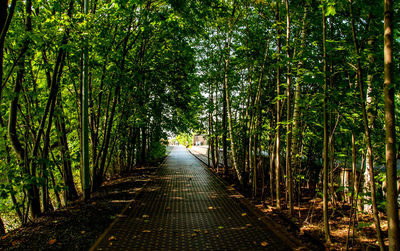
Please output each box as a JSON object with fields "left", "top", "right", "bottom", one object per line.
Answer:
{"left": 0, "top": 0, "right": 399, "bottom": 249}
{"left": 0, "top": 0, "right": 201, "bottom": 230}
{"left": 195, "top": 0, "right": 400, "bottom": 248}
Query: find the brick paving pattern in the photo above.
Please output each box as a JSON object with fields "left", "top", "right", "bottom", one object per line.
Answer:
{"left": 90, "top": 146, "right": 292, "bottom": 250}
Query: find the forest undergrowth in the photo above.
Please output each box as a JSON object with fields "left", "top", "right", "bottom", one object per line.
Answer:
{"left": 0, "top": 166, "right": 157, "bottom": 250}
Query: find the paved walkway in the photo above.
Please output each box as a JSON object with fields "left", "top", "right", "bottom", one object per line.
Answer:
{"left": 90, "top": 146, "right": 295, "bottom": 250}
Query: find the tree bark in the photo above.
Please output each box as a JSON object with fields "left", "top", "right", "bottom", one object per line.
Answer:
{"left": 384, "top": 0, "right": 399, "bottom": 249}
{"left": 275, "top": 0, "right": 281, "bottom": 209}
{"left": 222, "top": 77, "right": 228, "bottom": 176}
{"left": 93, "top": 86, "right": 120, "bottom": 190}
{"left": 223, "top": 32, "right": 242, "bottom": 184}
{"left": 291, "top": 6, "right": 308, "bottom": 208}
{"left": 7, "top": 0, "right": 42, "bottom": 220}
{"left": 0, "top": 0, "right": 17, "bottom": 99}
{"left": 322, "top": 3, "right": 331, "bottom": 243}
{"left": 285, "top": 0, "right": 293, "bottom": 215}
{"left": 349, "top": 2, "right": 384, "bottom": 249}
{"left": 55, "top": 98, "right": 78, "bottom": 203}
{"left": 209, "top": 82, "right": 216, "bottom": 168}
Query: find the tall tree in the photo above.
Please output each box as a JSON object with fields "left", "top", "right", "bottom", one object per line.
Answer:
{"left": 81, "top": 0, "right": 90, "bottom": 201}
{"left": 285, "top": 0, "right": 293, "bottom": 215}
{"left": 321, "top": 2, "right": 331, "bottom": 243}
{"left": 275, "top": 0, "right": 282, "bottom": 209}
{"left": 349, "top": 1, "right": 384, "bottom": 249}
{"left": 383, "top": 0, "right": 399, "bottom": 249}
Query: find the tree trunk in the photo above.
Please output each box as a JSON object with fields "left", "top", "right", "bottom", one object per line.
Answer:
{"left": 93, "top": 86, "right": 120, "bottom": 190}
{"left": 7, "top": 0, "right": 41, "bottom": 220}
{"left": 0, "top": 0, "right": 17, "bottom": 99}
{"left": 285, "top": 0, "right": 293, "bottom": 215}
{"left": 291, "top": 5, "right": 308, "bottom": 209}
{"left": 223, "top": 33, "right": 242, "bottom": 184}
{"left": 352, "top": 132, "right": 360, "bottom": 208}
{"left": 214, "top": 85, "right": 219, "bottom": 171}
{"left": 141, "top": 125, "right": 147, "bottom": 163}
{"left": 81, "top": 0, "right": 91, "bottom": 201}
{"left": 55, "top": 99, "right": 78, "bottom": 203}
{"left": 274, "top": 0, "right": 281, "bottom": 209}
{"left": 349, "top": 2, "right": 384, "bottom": 249}
{"left": 383, "top": 0, "right": 399, "bottom": 249}
{"left": 209, "top": 82, "right": 215, "bottom": 168}
{"left": 222, "top": 78, "right": 228, "bottom": 176}
{"left": 322, "top": 3, "right": 331, "bottom": 243}
{"left": 269, "top": 133, "right": 276, "bottom": 203}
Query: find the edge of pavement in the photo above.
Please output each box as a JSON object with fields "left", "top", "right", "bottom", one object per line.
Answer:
{"left": 187, "top": 147, "right": 317, "bottom": 251}
{"left": 88, "top": 150, "right": 171, "bottom": 251}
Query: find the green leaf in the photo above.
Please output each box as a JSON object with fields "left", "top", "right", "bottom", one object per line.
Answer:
{"left": 326, "top": 6, "right": 336, "bottom": 16}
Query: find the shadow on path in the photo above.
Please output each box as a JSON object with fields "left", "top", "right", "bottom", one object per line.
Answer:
{"left": 90, "top": 146, "right": 298, "bottom": 250}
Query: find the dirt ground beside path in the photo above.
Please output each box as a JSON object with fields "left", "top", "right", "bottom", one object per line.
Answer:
{"left": 0, "top": 167, "right": 157, "bottom": 250}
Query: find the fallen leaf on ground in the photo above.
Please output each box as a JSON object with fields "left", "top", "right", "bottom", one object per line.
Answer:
{"left": 261, "top": 241, "right": 268, "bottom": 246}
{"left": 142, "top": 230, "right": 151, "bottom": 233}
{"left": 208, "top": 206, "right": 214, "bottom": 210}
{"left": 11, "top": 241, "right": 21, "bottom": 246}
{"left": 241, "top": 213, "right": 247, "bottom": 216}
{"left": 108, "top": 236, "right": 116, "bottom": 241}
{"left": 81, "top": 231, "right": 85, "bottom": 234}
{"left": 142, "top": 214, "right": 149, "bottom": 218}
{"left": 218, "top": 226, "right": 224, "bottom": 229}
{"left": 48, "top": 239, "right": 57, "bottom": 245}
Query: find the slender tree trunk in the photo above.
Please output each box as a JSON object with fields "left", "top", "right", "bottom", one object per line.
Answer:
{"left": 223, "top": 33, "right": 242, "bottom": 184}
{"left": 349, "top": 2, "right": 384, "bottom": 249}
{"left": 93, "top": 86, "right": 120, "bottom": 190}
{"left": 322, "top": 3, "right": 331, "bottom": 243}
{"left": 209, "top": 82, "right": 216, "bottom": 168}
{"left": 364, "top": 26, "right": 376, "bottom": 213}
{"left": 329, "top": 137, "right": 336, "bottom": 207}
{"left": 384, "top": 0, "right": 399, "bottom": 249}
{"left": 269, "top": 134, "right": 276, "bottom": 203}
{"left": 222, "top": 80, "right": 228, "bottom": 176}
{"left": 81, "top": 0, "right": 91, "bottom": 201}
{"left": 7, "top": 0, "right": 41, "bottom": 220}
{"left": 291, "top": 5, "right": 308, "bottom": 208}
{"left": 141, "top": 125, "right": 146, "bottom": 162}
{"left": 55, "top": 99, "right": 78, "bottom": 203}
{"left": 0, "top": 0, "right": 17, "bottom": 99}
{"left": 352, "top": 132, "right": 360, "bottom": 208}
{"left": 48, "top": 156, "right": 61, "bottom": 207}
{"left": 275, "top": 0, "right": 281, "bottom": 209}
{"left": 285, "top": 0, "right": 293, "bottom": 215}
{"left": 0, "top": 0, "right": 7, "bottom": 97}
{"left": 214, "top": 85, "right": 219, "bottom": 171}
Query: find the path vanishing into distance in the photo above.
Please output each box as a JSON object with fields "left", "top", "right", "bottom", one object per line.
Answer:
{"left": 90, "top": 146, "right": 301, "bottom": 250}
